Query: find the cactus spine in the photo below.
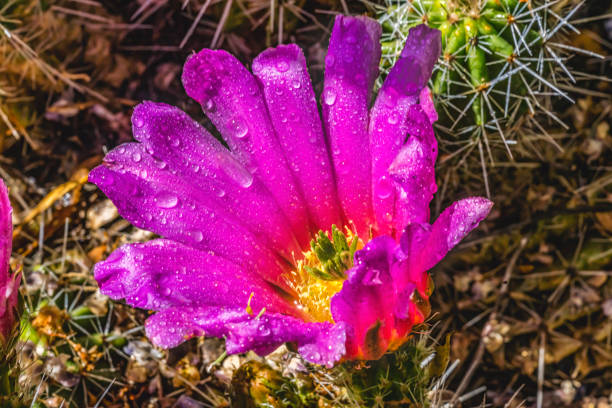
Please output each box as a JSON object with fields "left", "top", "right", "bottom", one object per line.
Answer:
{"left": 377, "top": 0, "right": 595, "bottom": 155}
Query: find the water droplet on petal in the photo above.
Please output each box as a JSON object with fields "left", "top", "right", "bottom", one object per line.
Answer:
{"left": 133, "top": 117, "right": 144, "bottom": 128}
{"left": 217, "top": 153, "right": 254, "bottom": 188}
{"left": 326, "top": 54, "right": 335, "bottom": 67}
{"left": 132, "top": 152, "right": 142, "bottom": 162}
{"left": 387, "top": 112, "right": 399, "bottom": 125}
{"left": 376, "top": 176, "right": 394, "bottom": 199}
{"left": 323, "top": 88, "right": 337, "bottom": 105}
{"left": 204, "top": 99, "right": 215, "bottom": 111}
{"left": 232, "top": 119, "right": 248, "bottom": 139}
{"left": 190, "top": 230, "right": 204, "bottom": 243}
{"left": 292, "top": 80, "right": 301, "bottom": 89}
{"left": 155, "top": 192, "right": 179, "bottom": 208}
{"left": 276, "top": 60, "right": 289, "bottom": 72}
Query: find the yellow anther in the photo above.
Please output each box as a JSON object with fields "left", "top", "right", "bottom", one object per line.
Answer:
{"left": 245, "top": 292, "right": 255, "bottom": 316}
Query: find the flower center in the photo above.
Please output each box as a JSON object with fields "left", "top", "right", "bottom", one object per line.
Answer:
{"left": 282, "top": 225, "right": 364, "bottom": 323}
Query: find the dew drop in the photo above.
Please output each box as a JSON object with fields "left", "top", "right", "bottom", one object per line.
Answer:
{"left": 292, "top": 80, "right": 301, "bottom": 89}
{"left": 170, "top": 137, "right": 180, "bottom": 147}
{"left": 276, "top": 60, "right": 289, "bottom": 72}
{"left": 204, "top": 99, "right": 215, "bottom": 111}
{"left": 323, "top": 88, "right": 337, "bottom": 106}
{"left": 326, "top": 54, "right": 335, "bottom": 67}
{"left": 190, "top": 230, "right": 204, "bottom": 243}
{"left": 387, "top": 112, "right": 399, "bottom": 125}
{"left": 133, "top": 117, "right": 144, "bottom": 128}
{"left": 155, "top": 192, "right": 179, "bottom": 208}
{"left": 233, "top": 119, "right": 248, "bottom": 139}
{"left": 217, "top": 153, "right": 254, "bottom": 188}
{"left": 132, "top": 152, "right": 142, "bottom": 162}
{"left": 376, "top": 176, "right": 393, "bottom": 199}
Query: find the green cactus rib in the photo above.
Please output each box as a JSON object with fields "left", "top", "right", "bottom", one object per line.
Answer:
{"left": 377, "top": 0, "right": 595, "bottom": 147}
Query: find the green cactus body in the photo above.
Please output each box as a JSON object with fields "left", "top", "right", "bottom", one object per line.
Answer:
{"left": 377, "top": 0, "right": 586, "bottom": 146}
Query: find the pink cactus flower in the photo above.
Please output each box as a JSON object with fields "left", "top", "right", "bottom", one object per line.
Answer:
{"left": 0, "top": 179, "right": 18, "bottom": 342}
{"left": 90, "top": 16, "right": 492, "bottom": 367}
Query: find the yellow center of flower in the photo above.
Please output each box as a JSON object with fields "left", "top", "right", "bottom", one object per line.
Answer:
{"left": 282, "top": 226, "right": 364, "bottom": 323}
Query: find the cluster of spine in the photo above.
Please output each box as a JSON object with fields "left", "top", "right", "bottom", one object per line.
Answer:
{"left": 377, "top": 0, "right": 590, "bottom": 149}
{"left": 229, "top": 334, "right": 456, "bottom": 407}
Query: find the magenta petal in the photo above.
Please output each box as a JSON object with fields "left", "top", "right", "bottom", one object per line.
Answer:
{"left": 387, "top": 25, "right": 441, "bottom": 95}
{"left": 0, "top": 179, "right": 11, "bottom": 299}
{"left": 369, "top": 25, "right": 441, "bottom": 236}
{"left": 419, "top": 87, "right": 438, "bottom": 123}
{"left": 387, "top": 133, "right": 436, "bottom": 232}
{"left": 323, "top": 16, "right": 381, "bottom": 236}
{"left": 253, "top": 45, "right": 342, "bottom": 231}
{"left": 145, "top": 306, "right": 346, "bottom": 367}
{"left": 393, "top": 283, "right": 417, "bottom": 320}
{"left": 395, "top": 223, "right": 432, "bottom": 292}
{"left": 419, "top": 197, "right": 493, "bottom": 271}
{"left": 331, "top": 235, "right": 398, "bottom": 360}
{"left": 94, "top": 239, "right": 295, "bottom": 315}
{"left": 182, "top": 49, "right": 310, "bottom": 246}
{"left": 0, "top": 179, "right": 18, "bottom": 341}
{"left": 130, "top": 102, "right": 300, "bottom": 257}
{"left": 88, "top": 144, "right": 285, "bottom": 280}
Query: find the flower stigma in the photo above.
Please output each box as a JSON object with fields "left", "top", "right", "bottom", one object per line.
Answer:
{"left": 283, "top": 225, "right": 364, "bottom": 323}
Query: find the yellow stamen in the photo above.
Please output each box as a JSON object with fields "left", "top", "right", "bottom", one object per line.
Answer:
{"left": 245, "top": 292, "right": 255, "bottom": 316}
